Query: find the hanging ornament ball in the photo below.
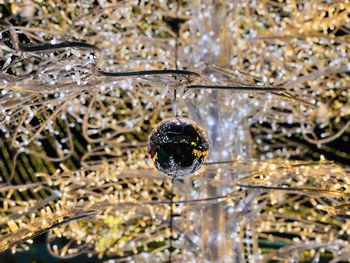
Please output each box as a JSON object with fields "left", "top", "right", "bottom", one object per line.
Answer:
{"left": 147, "top": 117, "right": 209, "bottom": 178}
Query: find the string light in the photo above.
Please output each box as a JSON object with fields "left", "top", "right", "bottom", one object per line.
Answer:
{"left": 0, "top": 0, "right": 349, "bottom": 262}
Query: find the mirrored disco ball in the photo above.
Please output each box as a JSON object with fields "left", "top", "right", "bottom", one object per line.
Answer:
{"left": 147, "top": 117, "right": 209, "bottom": 178}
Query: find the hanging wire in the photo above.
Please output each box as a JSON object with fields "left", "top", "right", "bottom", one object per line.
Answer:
{"left": 169, "top": 178, "right": 175, "bottom": 262}
{"left": 169, "top": 1, "right": 181, "bottom": 262}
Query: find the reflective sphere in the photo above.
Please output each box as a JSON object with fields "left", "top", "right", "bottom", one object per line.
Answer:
{"left": 147, "top": 118, "right": 209, "bottom": 178}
